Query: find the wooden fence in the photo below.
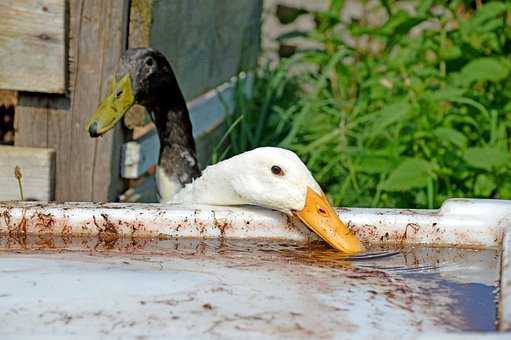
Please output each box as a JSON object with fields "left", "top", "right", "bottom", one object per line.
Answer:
{"left": 0, "top": 0, "right": 262, "bottom": 202}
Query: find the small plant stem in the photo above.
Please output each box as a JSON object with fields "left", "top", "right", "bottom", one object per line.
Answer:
{"left": 14, "top": 166, "right": 24, "bottom": 201}
{"left": 427, "top": 178, "right": 434, "bottom": 209}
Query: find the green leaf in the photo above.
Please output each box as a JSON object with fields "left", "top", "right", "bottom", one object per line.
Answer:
{"left": 464, "top": 147, "right": 511, "bottom": 170}
{"left": 460, "top": 58, "right": 509, "bottom": 84}
{"left": 382, "top": 158, "right": 433, "bottom": 191}
{"left": 380, "top": 10, "right": 425, "bottom": 37}
{"left": 433, "top": 127, "right": 468, "bottom": 148}
{"left": 354, "top": 156, "right": 397, "bottom": 174}
{"left": 443, "top": 45, "right": 462, "bottom": 60}
{"left": 471, "top": 2, "right": 509, "bottom": 27}
{"left": 474, "top": 174, "right": 496, "bottom": 197}
{"left": 498, "top": 181, "right": 511, "bottom": 199}
{"left": 369, "top": 100, "right": 411, "bottom": 132}
{"left": 460, "top": 2, "right": 508, "bottom": 42}
{"left": 381, "top": 0, "right": 392, "bottom": 16}
{"left": 425, "top": 87, "right": 466, "bottom": 101}
{"left": 416, "top": 0, "right": 434, "bottom": 15}
{"left": 448, "top": 97, "right": 489, "bottom": 117}
{"left": 329, "top": 0, "right": 344, "bottom": 13}
{"left": 414, "top": 191, "right": 428, "bottom": 207}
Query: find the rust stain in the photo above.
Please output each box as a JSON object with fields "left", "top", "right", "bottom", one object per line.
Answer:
{"left": 212, "top": 211, "right": 231, "bottom": 240}
{"left": 122, "top": 220, "right": 145, "bottom": 238}
{"left": 351, "top": 224, "right": 378, "bottom": 240}
{"left": 157, "top": 233, "right": 172, "bottom": 240}
{"left": 399, "top": 209, "right": 417, "bottom": 215}
{"left": 80, "top": 222, "right": 91, "bottom": 233}
{"left": 33, "top": 212, "right": 56, "bottom": 233}
{"left": 285, "top": 215, "right": 292, "bottom": 230}
{"left": 4, "top": 211, "right": 27, "bottom": 249}
{"left": 380, "top": 232, "right": 390, "bottom": 243}
{"left": 401, "top": 223, "right": 420, "bottom": 244}
{"left": 100, "top": 213, "right": 119, "bottom": 235}
{"left": 36, "top": 234, "right": 56, "bottom": 249}
{"left": 4, "top": 209, "right": 28, "bottom": 239}
{"left": 2, "top": 209, "right": 12, "bottom": 230}
{"left": 61, "top": 223, "right": 72, "bottom": 236}
{"left": 61, "top": 222, "right": 72, "bottom": 246}
{"left": 92, "top": 214, "right": 120, "bottom": 249}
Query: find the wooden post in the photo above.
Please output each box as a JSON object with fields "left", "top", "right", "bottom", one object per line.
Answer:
{"left": 14, "top": 0, "right": 129, "bottom": 202}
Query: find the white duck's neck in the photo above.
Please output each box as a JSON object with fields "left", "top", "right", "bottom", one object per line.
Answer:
{"left": 164, "top": 159, "right": 248, "bottom": 206}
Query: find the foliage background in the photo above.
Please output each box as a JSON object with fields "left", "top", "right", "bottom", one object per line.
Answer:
{"left": 215, "top": 0, "right": 511, "bottom": 208}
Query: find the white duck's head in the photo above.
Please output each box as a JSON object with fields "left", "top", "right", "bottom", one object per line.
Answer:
{"left": 177, "top": 147, "right": 365, "bottom": 253}
{"left": 225, "top": 148, "right": 323, "bottom": 213}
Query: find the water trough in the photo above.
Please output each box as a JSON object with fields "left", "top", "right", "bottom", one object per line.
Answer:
{"left": 1, "top": 198, "right": 510, "bottom": 338}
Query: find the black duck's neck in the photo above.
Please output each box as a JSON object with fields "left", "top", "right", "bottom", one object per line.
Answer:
{"left": 148, "top": 91, "right": 201, "bottom": 187}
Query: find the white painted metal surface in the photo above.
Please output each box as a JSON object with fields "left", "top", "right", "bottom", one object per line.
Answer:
{"left": 0, "top": 198, "right": 510, "bottom": 338}
{"left": 500, "top": 231, "right": 511, "bottom": 332}
{"left": 1, "top": 198, "right": 510, "bottom": 247}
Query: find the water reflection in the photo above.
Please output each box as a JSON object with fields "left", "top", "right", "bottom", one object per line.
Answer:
{"left": 0, "top": 234, "right": 500, "bottom": 332}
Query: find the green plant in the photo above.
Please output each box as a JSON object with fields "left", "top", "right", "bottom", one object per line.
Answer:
{"left": 210, "top": 62, "right": 302, "bottom": 163}
{"left": 217, "top": 0, "right": 511, "bottom": 209}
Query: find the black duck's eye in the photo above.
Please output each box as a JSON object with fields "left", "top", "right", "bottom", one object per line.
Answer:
{"left": 271, "top": 165, "right": 284, "bottom": 176}
{"left": 145, "top": 57, "right": 154, "bottom": 67}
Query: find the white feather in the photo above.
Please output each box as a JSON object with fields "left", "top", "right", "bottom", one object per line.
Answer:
{"left": 167, "top": 147, "right": 322, "bottom": 214}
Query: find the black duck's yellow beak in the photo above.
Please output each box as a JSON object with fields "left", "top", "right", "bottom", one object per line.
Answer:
{"left": 86, "top": 74, "right": 135, "bottom": 137}
{"left": 294, "top": 187, "right": 365, "bottom": 254}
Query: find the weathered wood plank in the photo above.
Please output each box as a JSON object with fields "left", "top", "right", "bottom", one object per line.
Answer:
{"left": 0, "top": 90, "right": 17, "bottom": 107}
{"left": 15, "top": 0, "right": 129, "bottom": 202}
{"left": 150, "top": 0, "right": 262, "bottom": 100}
{"left": 128, "top": 0, "right": 152, "bottom": 48}
{"left": 91, "top": 0, "right": 130, "bottom": 200}
{"left": 0, "top": 146, "right": 55, "bottom": 201}
{"left": 0, "top": 0, "right": 66, "bottom": 93}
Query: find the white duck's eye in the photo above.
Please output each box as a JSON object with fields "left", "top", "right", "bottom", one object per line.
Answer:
{"left": 271, "top": 165, "right": 284, "bottom": 176}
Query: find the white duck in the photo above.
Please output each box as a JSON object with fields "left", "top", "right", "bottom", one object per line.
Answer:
{"left": 85, "top": 48, "right": 364, "bottom": 253}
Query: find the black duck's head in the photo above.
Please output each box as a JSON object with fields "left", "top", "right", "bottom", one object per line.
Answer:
{"left": 86, "top": 48, "right": 180, "bottom": 137}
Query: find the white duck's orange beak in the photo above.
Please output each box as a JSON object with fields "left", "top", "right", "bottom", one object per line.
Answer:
{"left": 294, "top": 187, "right": 365, "bottom": 254}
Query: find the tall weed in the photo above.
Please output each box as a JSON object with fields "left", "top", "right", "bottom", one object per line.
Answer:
{"left": 217, "top": 0, "right": 511, "bottom": 208}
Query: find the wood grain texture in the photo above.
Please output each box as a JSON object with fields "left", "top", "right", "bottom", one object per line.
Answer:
{"left": 150, "top": 0, "right": 262, "bottom": 100}
{"left": 128, "top": 0, "right": 152, "bottom": 48}
{"left": 0, "top": 146, "right": 55, "bottom": 201}
{"left": 15, "top": 0, "right": 129, "bottom": 202}
{"left": 0, "top": 90, "right": 17, "bottom": 107}
{"left": 0, "top": 0, "right": 66, "bottom": 93}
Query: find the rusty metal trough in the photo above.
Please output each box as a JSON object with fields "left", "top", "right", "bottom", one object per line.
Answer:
{"left": 1, "top": 198, "right": 510, "bottom": 338}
